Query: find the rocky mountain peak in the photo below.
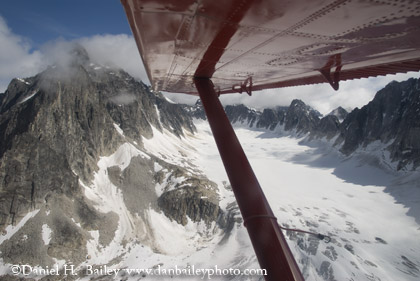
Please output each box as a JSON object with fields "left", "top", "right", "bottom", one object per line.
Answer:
{"left": 284, "top": 99, "right": 322, "bottom": 133}
{"left": 328, "top": 106, "right": 348, "bottom": 122}
{"left": 68, "top": 44, "right": 90, "bottom": 65}
{"left": 256, "top": 107, "right": 288, "bottom": 130}
{"left": 224, "top": 104, "right": 260, "bottom": 127}
{"left": 0, "top": 48, "right": 198, "bottom": 238}
{"left": 337, "top": 78, "right": 420, "bottom": 169}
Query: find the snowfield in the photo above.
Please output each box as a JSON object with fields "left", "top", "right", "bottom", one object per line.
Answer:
{"left": 183, "top": 120, "right": 420, "bottom": 281}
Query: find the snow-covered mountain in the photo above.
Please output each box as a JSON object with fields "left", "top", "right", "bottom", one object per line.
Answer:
{"left": 189, "top": 79, "right": 420, "bottom": 171}
{"left": 337, "top": 79, "right": 420, "bottom": 170}
{"left": 0, "top": 46, "right": 233, "bottom": 280}
{"left": 0, "top": 46, "right": 419, "bottom": 281}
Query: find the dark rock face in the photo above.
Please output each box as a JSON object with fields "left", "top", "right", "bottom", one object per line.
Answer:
{"left": 190, "top": 100, "right": 321, "bottom": 134}
{"left": 327, "top": 106, "right": 348, "bottom": 122}
{"left": 337, "top": 107, "right": 366, "bottom": 154}
{"left": 183, "top": 99, "right": 206, "bottom": 120}
{"left": 312, "top": 115, "right": 340, "bottom": 140}
{"left": 156, "top": 97, "right": 196, "bottom": 136}
{"left": 256, "top": 107, "right": 288, "bottom": 130}
{"left": 0, "top": 192, "right": 119, "bottom": 267}
{"left": 191, "top": 99, "right": 322, "bottom": 135}
{"left": 0, "top": 66, "right": 117, "bottom": 234}
{"left": 0, "top": 46, "right": 195, "bottom": 234}
{"left": 222, "top": 99, "right": 322, "bottom": 135}
{"left": 225, "top": 104, "right": 260, "bottom": 127}
{"left": 155, "top": 165, "right": 222, "bottom": 226}
{"left": 187, "top": 99, "right": 320, "bottom": 134}
{"left": 158, "top": 187, "right": 222, "bottom": 226}
{"left": 337, "top": 78, "right": 420, "bottom": 169}
{"left": 284, "top": 99, "right": 322, "bottom": 134}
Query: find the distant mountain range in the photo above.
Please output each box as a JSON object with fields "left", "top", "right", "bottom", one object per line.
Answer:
{"left": 186, "top": 77, "right": 420, "bottom": 171}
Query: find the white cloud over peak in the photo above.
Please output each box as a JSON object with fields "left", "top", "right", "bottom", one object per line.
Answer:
{"left": 78, "top": 34, "right": 149, "bottom": 83}
{"left": 0, "top": 16, "right": 44, "bottom": 91}
{"left": 0, "top": 15, "right": 148, "bottom": 93}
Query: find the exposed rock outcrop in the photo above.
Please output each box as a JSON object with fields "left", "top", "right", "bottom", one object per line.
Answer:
{"left": 312, "top": 115, "right": 340, "bottom": 140}
{"left": 336, "top": 78, "right": 420, "bottom": 169}
{"left": 256, "top": 107, "right": 288, "bottom": 130}
{"left": 225, "top": 104, "right": 260, "bottom": 127}
{"left": 158, "top": 187, "right": 221, "bottom": 226}
{"left": 154, "top": 165, "right": 222, "bottom": 226}
{"left": 284, "top": 99, "right": 322, "bottom": 134}
{"left": 327, "top": 106, "right": 348, "bottom": 122}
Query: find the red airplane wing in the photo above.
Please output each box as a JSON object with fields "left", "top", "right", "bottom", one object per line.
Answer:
{"left": 121, "top": 0, "right": 420, "bottom": 94}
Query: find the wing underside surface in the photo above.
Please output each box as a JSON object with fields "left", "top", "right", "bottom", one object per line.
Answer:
{"left": 122, "top": 0, "right": 420, "bottom": 94}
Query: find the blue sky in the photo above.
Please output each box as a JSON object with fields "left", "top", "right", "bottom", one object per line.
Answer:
{"left": 0, "top": 0, "right": 148, "bottom": 94}
{"left": 1, "top": 0, "right": 419, "bottom": 114}
{"left": 1, "top": 0, "right": 130, "bottom": 47}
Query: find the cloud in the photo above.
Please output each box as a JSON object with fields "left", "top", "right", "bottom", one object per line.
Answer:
{"left": 78, "top": 34, "right": 149, "bottom": 83}
{"left": 108, "top": 91, "right": 137, "bottom": 105}
{"left": 0, "top": 16, "right": 44, "bottom": 92}
{"left": 37, "top": 35, "right": 149, "bottom": 84}
{"left": 0, "top": 16, "right": 148, "bottom": 93}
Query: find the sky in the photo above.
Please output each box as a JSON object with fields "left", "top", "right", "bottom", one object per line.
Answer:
{"left": 1, "top": 0, "right": 419, "bottom": 115}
